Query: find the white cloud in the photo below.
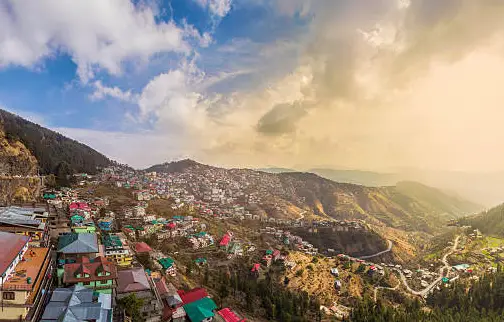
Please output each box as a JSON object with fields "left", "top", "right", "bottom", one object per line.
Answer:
{"left": 90, "top": 81, "right": 138, "bottom": 102}
{"left": 195, "top": 0, "right": 232, "bottom": 18}
{"left": 0, "top": 0, "right": 188, "bottom": 82}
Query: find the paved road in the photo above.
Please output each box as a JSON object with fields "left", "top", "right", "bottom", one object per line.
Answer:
{"left": 358, "top": 240, "right": 393, "bottom": 260}
{"left": 394, "top": 235, "right": 460, "bottom": 296}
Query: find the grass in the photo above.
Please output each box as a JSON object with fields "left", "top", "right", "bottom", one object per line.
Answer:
{"left": 484, "top": 236, "right": 504, "bottom": 248}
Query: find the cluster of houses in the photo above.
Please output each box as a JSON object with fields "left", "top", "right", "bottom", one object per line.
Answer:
{"left": 260, "top": 226, "right": 319, "bottom": 255}
{"left": 0, "top": 181, "right": 250, "bottom": 322}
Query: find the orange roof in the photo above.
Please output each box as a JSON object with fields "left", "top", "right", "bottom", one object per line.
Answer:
{"left": 4, "top": 247, "right": 49, "bottom": 291}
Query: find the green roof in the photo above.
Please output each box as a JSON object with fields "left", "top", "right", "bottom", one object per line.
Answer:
{"left": 265, "top": 249, "right": 273, "bottom": 255}
{"left": 158, "top": 257, "right": 175, "bottom": 269}
{"left": 103, "top": 234, "right": 123, "bottom": 248}
{"left": 195, "top": 258, "right": 207, "bottom": 264}
{"left": 183, "top": 297, "right": 217, "bottom": 322}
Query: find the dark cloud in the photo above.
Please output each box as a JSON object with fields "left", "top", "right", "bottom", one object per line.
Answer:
{"left": 256, "top": 101, "right": 308, "bottom": 135}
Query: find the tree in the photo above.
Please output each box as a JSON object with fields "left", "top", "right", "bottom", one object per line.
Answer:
{"left": 54, "top": 161, "right": 73, "bottom": 187}
{"left": 117, "top": 294, "right": 144, "bottom": 322}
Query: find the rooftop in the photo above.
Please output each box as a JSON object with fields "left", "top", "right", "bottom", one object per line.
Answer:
{"left": 63, "top": 256, "right": 117, "bottom": 285}
{"left": 4, "top": 247, "right": 49, "bottom": 291}
{"left": 58, "top": 233, "right": 98, "bottom": 254}
{"left": 40, "top": 285, "right": 112, "bottom": 322}
{"left": 178, "top": 288, "right": 209, "bottom": 305}
{"left": 117, "top": 268, "right": 151, "bottom": 294}
{"left": 134, "top": 242, "right": 153, "bottom": 253}
{"left": 217, "top": 308, "right": 246, "bottom": 322}
{"left": 0, "top": 207, "right": 43, "bottom": 227}
{"left": 183, "top": 297, "right": 217, "bottom": 322}
{"left": 0, "top": 232, "right": 30, "bottom": 275}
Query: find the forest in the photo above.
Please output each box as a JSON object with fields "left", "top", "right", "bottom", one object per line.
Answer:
{"left": 0, "top": 108, "right": 111, "bottom": 175}
{"left": 349, "top": 266, "right": 504, "bottom": 321}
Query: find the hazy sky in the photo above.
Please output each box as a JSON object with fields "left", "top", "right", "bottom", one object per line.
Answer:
{"left": 2, "top": 0, "right": 504, "bottom": 171}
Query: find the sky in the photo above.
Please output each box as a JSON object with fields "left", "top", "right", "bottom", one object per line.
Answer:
{"left": 2, "top": 0, "right": 504, "bottom": 172}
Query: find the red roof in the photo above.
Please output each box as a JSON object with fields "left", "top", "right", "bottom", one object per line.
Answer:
{"left": 219, "top": 234, "right": 231, "bottom": 246}
{"left": 251, "top": 263, "right": 260, "bottom": 272}
{"left": 167, "top": 222, "right": 176, "bottom": 229}
{"left": 135, "top": 242, "right": 153, "bottom": 253}
{"left": 272, "top": 250, "right": 280, "bottom": 257}
{"left": 217, "top": 308, "right": 246, "bottom": 322}
{"left": 177, "top": 288, "right": 208, "bottom": 304}
{"left": 0, "top": 233, "right": 30, "bottom": 275}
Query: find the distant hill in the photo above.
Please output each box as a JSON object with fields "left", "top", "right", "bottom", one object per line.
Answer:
{"left": 309, "top": 168, "right": 400, "bottom": 186}
{"left": 147, "top": 160, "right": 483, "bottom": 233}
{"left": 0, "top": 109, "right": 111, "bottom": 175}
{"left": 257, "top": 167, "right": 297, "bottom": 174}
{"left": 459, "top": 203, "right": 504, "bottom": 236}
{"left": 144, "top": 159, "right": 205, "bottom": 174}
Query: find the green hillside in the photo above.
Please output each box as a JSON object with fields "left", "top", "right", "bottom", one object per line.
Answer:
{"left": 0, "top": 108, "right": 112, "bottom": 175}
{"left": 459, "top": 203, "right": 504, "bottom": 236}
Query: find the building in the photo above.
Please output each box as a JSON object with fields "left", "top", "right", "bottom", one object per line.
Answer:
{"left": 98, "top": 217, "right": 114, "bottom": 232}
{"left": 63, "top": 256, "right": 118, "bottom": 294}
{"left": 183, "top": 297, "right": 217, "bottom": 322}
{"left": 0, "top": 207, "right": 49, "bottom": 246}
{"left": 116, "top": 268, "right": 162, "bottom": 322}
{"left": 215, "top": 308, "right": 246, "bottom": 322}
{"left": 40, "top": 285, "right": 112, "bottom": 322}
{"left": 158, "top": 257, "right": 177, "bottom": 276}
{"left": 102, "top": 234, "right": 133, "bottom": 267}
{"left": 0, "top": 232, "right": 54, "bottom": 321}
{"left": 134, "top": 242, "right": 153, "bottom": 254}
{"left": 57, "top": 233, "right": 99, "bottom": 285}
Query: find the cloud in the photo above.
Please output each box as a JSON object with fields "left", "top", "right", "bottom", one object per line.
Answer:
{"left": 195, "top": 0, "right": 233, "bottom": 18}
{"left": 90, "top": 81, "right": 138, "bottom": 102}
{"left": 15, "top": 0, "right": 504, "bottom": 173}
{"left": 0, "top": 0, "right": 189, "bottom": 82}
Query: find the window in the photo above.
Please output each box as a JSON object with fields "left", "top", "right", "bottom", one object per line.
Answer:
{"left": 83, "top": 282, "right": 90, "bottom": 286}
{"left": 3, "top": 292, "right": 15, "bottom": 300}
{"left": 100, "top": 280, "right": 108, "bottom": 284}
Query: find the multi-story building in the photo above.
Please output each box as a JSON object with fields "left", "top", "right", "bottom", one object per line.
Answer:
{"left": 102, "top": 234, "right": 133, "bottom": 267}
{"left": 57, "top": 233, "right": 99, "bottom": 285}
{"left": 0, "top": 232, "right": 54, "bottom": 321}
{"left": 62, "top": 256, "right": 117, "bottom": 295}
{"left": 116, "top": 268, "right": 162, "bottom": 322}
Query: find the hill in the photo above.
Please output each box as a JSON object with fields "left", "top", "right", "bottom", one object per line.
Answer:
{"left": 0, "top": 109, "right": 111, "bottom": 175}
{"left": 146, "top": 160, "right": 482, "bottom": 233}
{"left": 459, "top": 203, "right": 504, "bottom": 236}
{"left": 309, "top": 168, "right": 400, "bottom": 186}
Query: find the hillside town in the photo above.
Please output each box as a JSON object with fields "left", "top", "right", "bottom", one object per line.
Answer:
{"left": 0, "top": 165, "right": 497, "bottom": 322}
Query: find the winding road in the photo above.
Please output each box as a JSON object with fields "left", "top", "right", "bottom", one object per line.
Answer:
{"left": 393, "top": 235, "right": 460, "bottom": 296}
{"left": 358, "top": 240, "right": 393, "bottom": 260}
{"left": 297, "top": 210, "right": 307, "bottom": 221}
{"left": 374, "top": 282, "right": 400, "bottom": 302}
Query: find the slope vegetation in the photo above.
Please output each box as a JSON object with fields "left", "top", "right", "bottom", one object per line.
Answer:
{"left": 459, "top": 203, "right": 504, "bottom": 236}
{"left": 0, "top": 109, "right": 111, "bottom": 175}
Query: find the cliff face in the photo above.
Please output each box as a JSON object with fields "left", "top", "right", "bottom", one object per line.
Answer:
{"left": 0, "top": 177, "right": 42, "bottom": 204}
{"left": 0, "top": 128, "right": 38, "bottom": 176}
{"left": 0, "top": 128, "right": 40, "bottom": 203}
